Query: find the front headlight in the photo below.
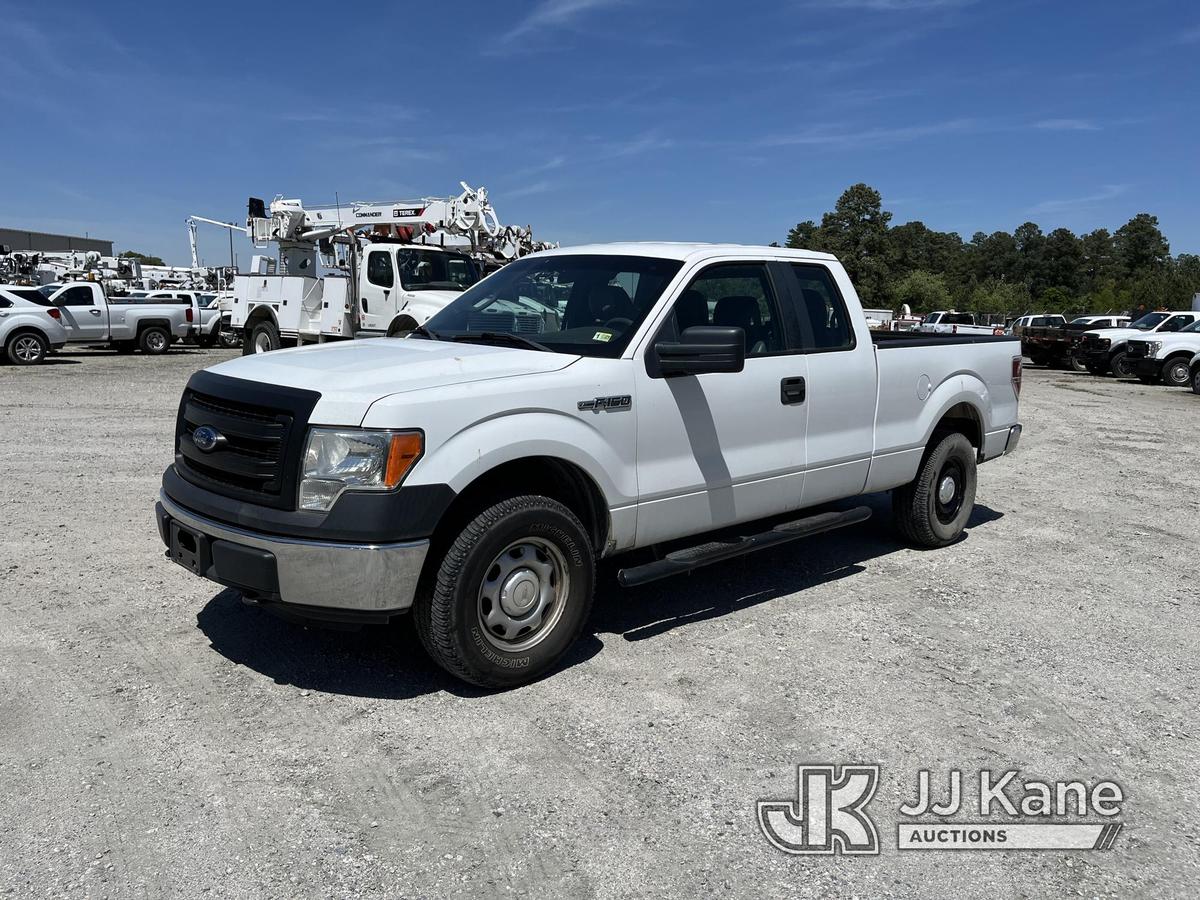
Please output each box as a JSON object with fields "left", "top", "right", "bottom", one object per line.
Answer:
{"left": 1098, "top": 337, "right": 1111, "bottom": 349}
{"left": 299, "top": 428, "right": 423, "bottom": 511}
{"left": 1145, "top": 341, "right": 1162, "bottom": 357}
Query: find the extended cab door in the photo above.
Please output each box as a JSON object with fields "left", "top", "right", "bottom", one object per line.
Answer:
{"left": 53, "top": 285, "right": 107, "bottom": 341}
{"left": 775, "top": 262, "right": 877, "bottom": 507}
{"left": 633, "top": 260, "right": 809, "bottom": 546}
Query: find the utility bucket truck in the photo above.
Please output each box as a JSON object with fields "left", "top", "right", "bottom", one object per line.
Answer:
{"left": 231, "top": 183, "right": 547, "bottom": 354}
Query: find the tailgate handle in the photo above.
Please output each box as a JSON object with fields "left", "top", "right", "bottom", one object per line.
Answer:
{"left": 780, "top": 376, "right": 806, "bottom": 405}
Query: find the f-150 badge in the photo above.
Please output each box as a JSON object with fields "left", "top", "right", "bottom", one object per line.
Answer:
{"left": 578, "top": 395, "right": 632, "bottom": 412}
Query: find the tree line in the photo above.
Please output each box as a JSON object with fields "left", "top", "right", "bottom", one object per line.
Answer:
{"left": 783, "top": 184, "right": 1200, "bottom": 318}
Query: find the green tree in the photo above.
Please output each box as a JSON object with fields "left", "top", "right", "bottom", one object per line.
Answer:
{"left": 1042, "top": 228, "right": 1083, "bottom": 296}
{"left": 1114, "top": 213, "right": 1169, "bottom": 277}
{"left": 785, "top": 220, "right": 821, "bottom": 250}
{"left": 119, "top": 250, "right": 166, "bottom": 266}
{"left": 818, "top": 183, "right": 892, "bottom": 304}
{"left": 893, "top": 270, "right": 951, "bottom": 312}
{"left": 1080, "top": 228, "right": 1118, "bottom": 292}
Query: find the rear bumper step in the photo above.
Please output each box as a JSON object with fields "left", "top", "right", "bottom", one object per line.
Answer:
{"left": 617, "top": 506, "right": 872, "bottom": 587}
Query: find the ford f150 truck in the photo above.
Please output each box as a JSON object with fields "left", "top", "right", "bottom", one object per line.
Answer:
{"left": 43, "top": 282, "right": 199, "bottom": 354}
{"left": 155, "top": 244, "right": 1023, "bottom": 687}
{"left": 1076, "top": 310, "right": 1200, "bottom": 377}
{"left": 1125, "top": 319, "right": 1200, "bottom": 386}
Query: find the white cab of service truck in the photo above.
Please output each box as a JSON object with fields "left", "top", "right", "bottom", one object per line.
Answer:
{"left": 157, "top": 243, "right": 1022, "bottom": 688}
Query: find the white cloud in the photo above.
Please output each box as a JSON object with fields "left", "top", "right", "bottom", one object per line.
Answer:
{"left": 1029, "top": 184, "right": 1129, "bottom": 215}
{"left": 502, "top": 0, "right": 625, "bottom": 42}
{"left": 760, "top": 118, "right": 982, "bottom": 148}
{"left": 1034, "top": 118, "right": 1100, "bottom": 131}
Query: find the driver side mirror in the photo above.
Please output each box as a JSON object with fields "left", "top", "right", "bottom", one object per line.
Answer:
{"left": 653, "top": 326, "right": 745, "bottom": 377}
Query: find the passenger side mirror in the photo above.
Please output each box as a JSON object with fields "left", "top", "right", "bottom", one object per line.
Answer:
{"left": 653, "top": 326, "right": 745, "bottom": 377}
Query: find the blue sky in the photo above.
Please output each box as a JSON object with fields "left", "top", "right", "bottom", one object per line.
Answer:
{"left": 1, "top": 0, "right": 1198, "bottom": 266}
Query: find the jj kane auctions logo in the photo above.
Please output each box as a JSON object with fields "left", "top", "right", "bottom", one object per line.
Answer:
{"left": 758, "top": 765, "right": 1124, "bottom": 854}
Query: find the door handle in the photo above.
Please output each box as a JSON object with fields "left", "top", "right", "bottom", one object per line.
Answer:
{"left": 780, "top": 376, "right": 806, "bottom": 405}
{"left": 89, "top": 309, "right": 102, "bottom": 316}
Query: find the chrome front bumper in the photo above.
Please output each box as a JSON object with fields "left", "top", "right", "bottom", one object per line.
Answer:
{"left": 156, "top": 491, "right": 429, "bottom": 613}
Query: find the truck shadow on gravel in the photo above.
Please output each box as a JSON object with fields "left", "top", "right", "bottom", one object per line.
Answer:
{"left": 590, "top": 493, "right": 1003, "bottom": 644}
{"left": 195, "top": 493, "right": 1001, "bottom": 697}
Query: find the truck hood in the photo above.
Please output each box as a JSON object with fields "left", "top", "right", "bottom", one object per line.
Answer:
{"left": 1083, "top": 327, "right": 1154, "bottom": 342}
{"left": 206, "top": 338, "right": 579, "bottom": 425}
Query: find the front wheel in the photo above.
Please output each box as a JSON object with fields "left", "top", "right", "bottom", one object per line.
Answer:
{"left": 6, "top": 331, "right": 48, "bottom": 365}
{"left": 1109, "top": 350, "right": 1131, "bottom": 378}
{"left": 413, "top": 496, "right": 595, "bottom": 688}
{"left": 1161, "top": 357, "right": 1192, "bottom": 387}
{"left": 1069, "top": 355, "right": 1089, "bottom": 373}
{"left": 1192, "top": 366, "right": 1200, "bottom": 395}
{"left": 892, "top": 432, "right": 977, "bottom": 548}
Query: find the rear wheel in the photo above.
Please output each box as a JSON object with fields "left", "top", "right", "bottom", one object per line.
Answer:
{"left": 6, "top": 331, "right": 48, "bottom": 365}
{"left": 138, "top": 326, "right": 170, "bottom": 355}
{"left": 244, "top": 320, "right": 280, "bottom": 355}
{"left": 413, "top": 495, "right": 595, "bottom": 688}
{"left": 197, "top": 321, "right": 220, "bottom": 348}
{"left": 1161, "top": 357, "right": 1192, "bottom": 387}
{"left": 892, "top": 432, "right": 977, "bottom": 548}
{"left": 387, "top": 316, "right": 418, "bottom": 338}
{"left": 1192, "top": 366, "right": 1200, "bottom": 395}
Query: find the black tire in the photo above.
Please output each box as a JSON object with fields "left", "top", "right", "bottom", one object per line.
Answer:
{"left": 1028, "top": 353, "right": 1049, "bottom": 368}
{"left": 197, "top": 322, "right": 220, "bottom": 348}
{"left": 413, "top": 495, "right": 595, "bottom": 689}
{"left": 6, "top": 330, "right": 48, "bottom": 365}
{"left": 244, "top": 320, "right": 280, "bottom": 355}
{"left": 1109, "top": 350, "right": 1131, "bottom": 378}
{"left": 1085, "top": 362, "right": 1106, "bottom": 376}
{"left": 1161, "top": 357, "right": 1192, "bottom": 388}
{"left": 892, "top": 432, "right": 977, "bottom": 548}
{"left": 1192, "top": 366, "right": 1200, "bottom": 396}
{"left": 1068, "top": 355, "right": 1089, "bottom": 373}
{"left": 138, "top": 325, "right": 170, "bottom": 355}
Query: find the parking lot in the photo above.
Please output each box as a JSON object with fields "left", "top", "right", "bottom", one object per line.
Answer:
{"left": 1, "top": 347, "right": 1197, "bottom": 898}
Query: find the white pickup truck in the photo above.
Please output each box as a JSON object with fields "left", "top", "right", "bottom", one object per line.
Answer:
{"left": 155, "top": 243, "right": 1023, "bottom": 687}
{"left": 1075, "top": 310, "right": 1200, "bottom": 377}
{"left": 42, "top": 282, "right": 199, "bottom": 354}
{"left": 1125, "top": 320, "right": 1200, "bottom": 386}
{"left": 918, "top": 311, "right": 1002, "bottom": 336}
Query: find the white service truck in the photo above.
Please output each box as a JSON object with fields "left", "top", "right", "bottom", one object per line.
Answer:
{"left": 156, "top": 243, "right": 1023, "bottom": 688}
{"left": 230, "top": 184, "right": 549, "bottom": 353}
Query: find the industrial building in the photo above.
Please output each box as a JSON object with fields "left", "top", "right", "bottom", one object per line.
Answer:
{"left": 0, "top": 227, "right": 112, "bottom": 255}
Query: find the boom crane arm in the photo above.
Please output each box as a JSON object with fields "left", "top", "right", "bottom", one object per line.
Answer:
{"left": 187, "top": 215, "right": 248, "bottom": 268}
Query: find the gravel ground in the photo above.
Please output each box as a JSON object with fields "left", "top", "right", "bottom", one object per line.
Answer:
{"left": 1, "top": 346, "right": 1197, "bottom": 899}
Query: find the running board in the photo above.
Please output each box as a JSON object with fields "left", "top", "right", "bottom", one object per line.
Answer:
{"left": 617, "top": 506, "right": 872, "bottom": 588}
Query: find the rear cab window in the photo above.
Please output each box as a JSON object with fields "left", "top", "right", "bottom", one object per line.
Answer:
{"left": 785, "top": 263, "right": 855, "bottom": 352}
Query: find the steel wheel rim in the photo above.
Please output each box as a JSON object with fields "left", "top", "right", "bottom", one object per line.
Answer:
{"left": 477, "top": 537, "right": 569, "bottom": 652}
{"left": 14, "top": 336, "right": 42, "bottom": 361}
{"left": 934, "top": 459, "right": 965, "bottom": 525}
{"left": 147, "top": 331, "right": 166, "bottom": 351}
{"left": 1113, "top": 356, "right": 1130, "bottom": 377}
{"left": 254, "top": 331, "right": 272, "bottom": 353}
{"left": 1168, "top": 361, "right": 1189, "bottom": 385}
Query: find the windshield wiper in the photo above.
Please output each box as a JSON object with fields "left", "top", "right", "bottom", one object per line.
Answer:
{"left": 410, "top": 324, "right": 440, "bottom": 340}
{"left": 447, "top": 331, "right": 551, "bottom": 353}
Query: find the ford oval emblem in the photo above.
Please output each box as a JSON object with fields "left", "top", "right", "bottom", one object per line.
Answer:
{"left": 192, "top": 425, "right": 224, "bottom": 453}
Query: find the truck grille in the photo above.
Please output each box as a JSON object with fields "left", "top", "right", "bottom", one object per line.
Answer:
{"left": 1079, "top": 334, "right": 1108, "bottom": 352}
{"left": 1125, "top": 342, "right": 1147, "bottom": 359}
{"left": 174, "top": 372, "right": 320, "bottom": 510}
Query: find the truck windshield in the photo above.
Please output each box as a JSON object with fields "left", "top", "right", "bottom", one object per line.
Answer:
{"left": 423, "top": 254, "right": 684, "bottom": 358}
{"left": 397, "top": 248, "right": 479, "bottom": 292}
{"left": 1130, "top": 313, "right": 1169, "bottom": 329}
